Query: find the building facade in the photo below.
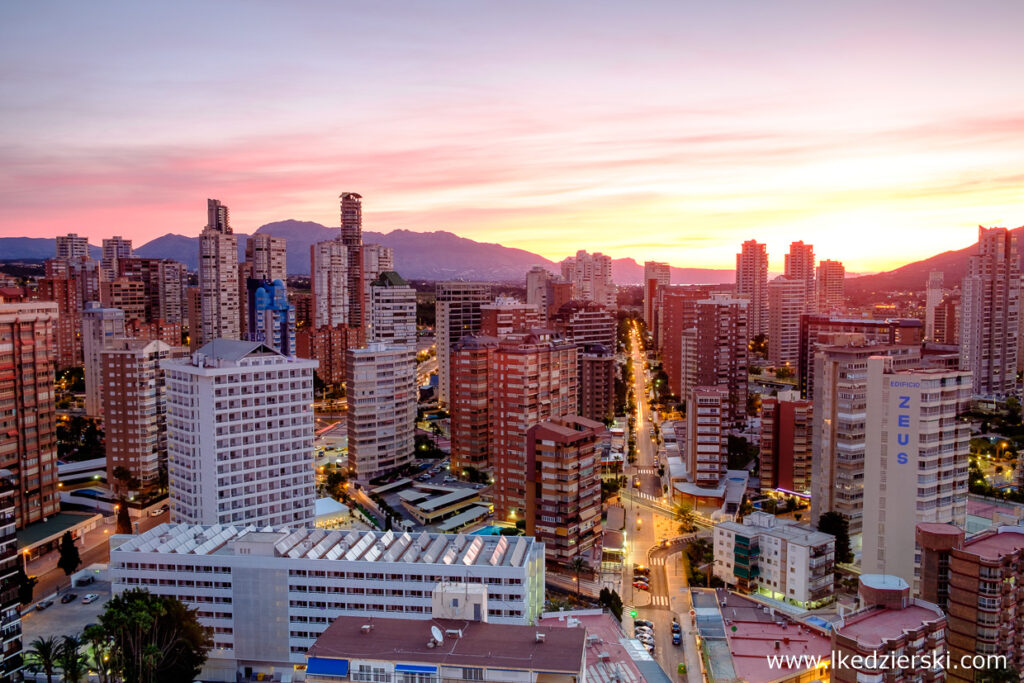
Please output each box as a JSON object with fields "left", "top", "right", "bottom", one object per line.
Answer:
{"left": 686, "top": 386, "right": 729, "bottom": 488}
{"left": 784, "top": 240, "right": 815, "bottom": 312}
{"left": 82, "top": 303, "right": 126, "bottom": 417}
{"left": 767, "top": 276, "right": 806, "bottom": 367}
{"left": 815, "top": 259, "right": 845, "bottom": 313}
{"left": 198, "top": 199, "right": 241, "bottom": 346}
{"left": 735, "top": 240, "right": 769, "bottom": 337}
{"left": 560, "top": 250, "right": 616, "bottom": 310}
{"left": 643, "top": 261, "right": 671, "bottom": 328}
{"left": 0, "top": 471, "right": 23, "bottom": 680}
{"left": 367, "top": 272, "right": 417, "bottom": 348}
{"left": 759, "top": 390, "right": 812, "bottom": 492}
{"left": 436, "top": 282, "right": 491, "bottom": 406}
{"left": 339, "top": 192, "right": 366, "bottom": 340}
{"left": 245, "top": 234, "right": 287, "bottom": 282}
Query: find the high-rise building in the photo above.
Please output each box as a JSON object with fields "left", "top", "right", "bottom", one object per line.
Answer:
{"left": 117, "top": 257, "right": 188, "bottom": 324}
{"left": 101, "top": 235, "right": 133, "bottom": 281}
{"left": 924, "top": 271, "right": 944, "bottom": 340}
{"left": 560, "top": 250, "right": 616, "bottom": 310}
{"left": 643, "top": 261, "right": 670, "bottom": 328}
{"left": 735, "top": 240, "right": 768, "bottom": 337}
{"left": 311, "top": 240, "right": 349, "bottom": 329}
{"left": 449, "top": 336, "right": 501, "bottom": 473}
{"left": 368, "top": 272, "right": 417, "bottom": 348}
{"left": 47, "top": 253, "right": 100, "bottom": 309}
{"left": 579, "top": 344, "right": 616, "bottom": 423}
{"left": 245, "top": 234, "right": 287, "bottom": 282}
{"left": 685, "top": 386, "right": 729, "bottom": 488}
{"left": 82, "top": 303, "right": 126, "bottom": 417}
{"left": 656, "top": 285, "right": 712, "bottom": 397}
{"left": 934, "top": 294, "right": 959, "bottom": 345}
{"left": 346, "top": 343, "right": 417, "bottom": 480}
{"left": 525, "top": 416, "right": 603, "bottom": 566}
{"left": 0, "top": 302, "right": 61, "bottom": 528}
{"left": 247, "top": 279, "right": 296, "bottom": 356}
{"left": 767, "top": 276, "right": 806, "bottom": 367}
{"left": 339, "top": 192, "right": 366, "bottom": 340}
{"left": 759, "top": 390, "right": 812, "bottom": 492}
{"left": 550, "top": 300, "right": 616, "bottom": 349}
{"left": 186, "top": 286, "right": 201, "bottom": 351}
{"left": 102, "top": 339, "right": 185, "bottom": 495}
{"left": 525, "top": 266, "right": 554, "bottom": 317}
{"left": 917, "top": 523, "right": 1024, "bottom": 676}
{"left": 198, "top": 198, "right": 240, "bottom": 346}
{"left": 436, "top": 282, "right": 491, "bottom": 406}
{"left": 295, "top": 324, "right": 348, "bottom": 386}
{"left": 100, "top": 277, "right": 147, "bottom": 322}
{"left": 784, "top": 240, "right": 815, "bottom": 312}
{"left": 861, "top": 357, "right": 971, "bottom": 592}
{"left": 798, "top": 315, "right": 923, "bottom": 399}
{"left": 959, "top": 226, "right": 1020, "bottom": 398}
{"left": 56, "top": 233, "right": 89, "bottom": 260}
{"left": 480, "top": 298, "right": 542, "bottom": 338}
{"left": 491, "top": 332, "right": 578, "bottom": 519}
{"left": 815, "top": 259, "right": 845, "bottom": 314}
{"left": 679, "top": 295, "right": 748, "bottom": 423}
{"left": 0, "top": 470, "right": 22, "bottom": 680}
{"left": 164, "top": 340, "right": 317, "bottom": 527}
{"left": 810, "top": 343, "right": 922, "bottom": 533}
{"left": 362, "top": 243, "right": 394, "bottom": 305}
{"left": 36, "top": 273, "right": 82, "bottom": 368}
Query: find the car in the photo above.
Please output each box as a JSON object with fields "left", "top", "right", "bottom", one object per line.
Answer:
{"left": 81, "top": 593, "right": 100, "bottom": 604}
{"left": 60, "top": 593, "right": 78, "bottom": 604}
{"left": 473, "top": 483, "right": 484, "bottom": 489}
{"left": 672, "top": 632, "right": 682, "bottom": 646}
{"left": 634, "top": 565, "right": 650, "bottom": 576}
{"left": 642, "top": 642, "right": 655, "bottom": 654}
{"left": 632, "top": 581, "right": 650, "bottom": 591}
{"left": 634, "top": 626, "right": 654, "bottom": 636}
{"left": 671, "top": 621, "right": 681, "bottom": 634}
{"left": 149, "top": 506, "right": 167, "bottom": 517}
{"left": 35, "top": 600, "right": 54, "bottom": 611}
{"left": 636, "top": 634, "right": 655, "bottom": 645}
{"left": 634, "top": 619, "right": 654, "bottom": 629}
{"left": 76, "top": 575, "right": 95, "bottom": 587}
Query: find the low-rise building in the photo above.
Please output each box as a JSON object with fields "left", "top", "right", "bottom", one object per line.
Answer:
{"left": 713, "top": 512, "right": 834, "bottom": 609}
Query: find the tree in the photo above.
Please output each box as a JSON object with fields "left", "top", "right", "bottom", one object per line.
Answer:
{"left": 569, "top": 556, "right": 587, "bottom": 599}
{"left": 57, "top": 530, "right": 82, "bottom": 578}
{"left": 59, "top": 635, "right": 88, "bottom": 683}
{"left": 673, "top": 501, "right": 697, "bottom": 534}
{"left": 818, "top": 511, "right": 853, "bottom": 564}
{"left": 99, "top": 589, "right": 213, "bottom": 683}
{"left": 16, "top": 564, "right": 37, "bottom": 606}
{"left": 27, "top": 635, "right": 62, "bottom": 683}
{"left": 976, "top": 664, "right": 1020, "bottom": 683}
{"left": 82, "top": 623, "right": 113, "bottom": 683}
{"left": 115, "top": 503, "right": 132, "bottom": 535}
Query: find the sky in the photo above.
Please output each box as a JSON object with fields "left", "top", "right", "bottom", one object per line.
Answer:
{"left": 1, "top": 1, "right": 1023, "bottom": 271}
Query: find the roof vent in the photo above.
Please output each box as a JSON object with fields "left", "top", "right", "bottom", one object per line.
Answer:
{"left": 360, "top": 624, "right": 373, "bottom": 634}
{"left": 774, "top": 640, "right": 780, "bottom": 650}
{"left": 535, "top": 633, "right": 546, "bottom": 643}
{"left": 445, "top": 629, "right": 463, "bottom": 638}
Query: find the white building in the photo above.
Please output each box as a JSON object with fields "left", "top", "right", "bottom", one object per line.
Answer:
{"left": 362, "top": 243, "right": 394, "bottom": 304}
{"left": 767, "top": 276, "right": 805, "bottom": 367}
{"left": 82, "top": 302, "right": 126, "bottom": 417}
{"left": 100, "top": 235, "right": 133, "bottom": 281}
{"left": 163, "top": 340, "right": 317, "bottom": 528}
{"left": 862, "top": 356, "right": 971, "bottom": 593}
{"left": 110, "top": 524, "right": 545, "bottom": 681}
{"left": 436, "top": 282, "right": 491, "bottom": 406}
{"left": 310, "top": 240, "right": 349, "bottom": 328}
{"left": 925, "top": 271, "right": 943, "bottom": 340}
{"left": 643, "top": 260, "right": 670, "bottom": 327}
{"left": 245, "top": 234, "right": 287, "bottom": 282}
{"left": 713, "top": 512, "right": 835, "bottom": 609}
{"left": 368, "top": 272, "right": 417, "bottom": 348}
{"left": 346, "top": 343, "right": 417, "bottom": 480}
{"left": 735, "top": 240, "right": 768, "bottom": 337}
{"left": 561, "top": 250, "right": 616, "bottom": 310}
{"left": 198, "top": 199, "right": 240, "bottom": 346}
{"left": 56, "top": 232, "right": 90, "bottom": 260}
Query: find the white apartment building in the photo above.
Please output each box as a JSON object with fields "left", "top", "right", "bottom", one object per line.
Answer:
{"left": 368, "top": 272, "right": 416, "bottom": 348}
{"left": 768, "top": 276, "right": 805, "bottom": 367}
{"left": 362, "top": 243, "right": 394, "bottom": 303}
{"left": 246, "top": 234, "right": 287, "bottom": 282}
{"left": 561, "top": 250, "right": 616, "bottom": 310}
{"left": 110, "top": 524, "right": 545, "bottom": 681}
{"left": 735, "top": 240, "right": 768, "bottom": 337}
{"left": 163, "top": 339, "right": 317, "bottom": 528}
{"left": 311, "top": 240, "right": 349, "bottom": 328}
{"left": 199, "top": 199, "right": 240, "bottom": 345}
{"left": 56, "top": 233, "right": 90, "bottom": 260}
{"left": 82, "top": 302, "right": 126, "bottom": 417}
{"left": 436, "top": 282, "right": 491, "bottom": 406}
{"left": 714, "top": 512, "right": 835, "bottom": 609}
{"left": 685, "top": 386, "right": 729, "bottom": 488}
{"left": 862, "top": 356, "right": 971, "bottom": 593}
{"left": 346, "top": 343, "right": 417, "bottom": 480}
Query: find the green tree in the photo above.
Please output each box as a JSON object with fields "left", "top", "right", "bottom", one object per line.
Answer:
{"left": 976, "top": 664, "right": 1020, "bottom": 683}
{"left": 818, "top": 511, "right": 853, "bottom": 564}
{"left": 569, "top": 556, "right": 588, "bottom": 600}
{"left": 99, "top": 589, "right": 213, "bottom": 683}
{"left": 16, "top": 564, "right": 37, "bottom": 606}
{"left": 27, "top": 635, "right": 62, "bottom": 683}
{"left": 115, "top": 501, "right": 132, "bottom": 535}
{"left": 673, "top": 501, "right": 697, "bottom": 534}
{"left": 82, "top": 623, "right": 113, "bottom": 683}
{"left": 57, "top": 530, "right": 82, "bottom": 578}
{"left": 59, "top": 635, "right": 88, "bottom": 683}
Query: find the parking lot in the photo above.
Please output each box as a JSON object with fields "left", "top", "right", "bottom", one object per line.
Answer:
{"left": 21, "top": 579, "right": 112, "bottom": 643}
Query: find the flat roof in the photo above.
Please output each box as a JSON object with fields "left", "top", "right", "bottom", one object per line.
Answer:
{"left": 962, "top": 526, "right": 1024, "bottom": 560}
{"left": 307, "top": 616, "right": 584, "bottom": 673}
{"left": 415, "top": 488, "right": 479, "bottom": 513}
{"left": 114, "top": 523, "right": 537, "bottom": 568}
{"left": 17, "top": 512, "right": 100, "bottom": 549}
{"left": 837, "top": 603, "right": 943, "bottom": 648}
{"left": 436, "top": 506, "right": 491, "bottom": 532}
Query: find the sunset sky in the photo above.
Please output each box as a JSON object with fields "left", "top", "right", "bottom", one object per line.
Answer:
{"left": 2, "top": 1, "right": 1022, "bottom": 271}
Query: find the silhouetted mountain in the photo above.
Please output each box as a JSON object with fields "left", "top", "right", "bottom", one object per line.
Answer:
{"left": 133, "top": 232, "right": 251, "bottom": 270}
{"left": 610, "top": 257, "right": 734, "bottom": 285}
{"left": 0, "top": 237, "right": 100, "bottom": 261}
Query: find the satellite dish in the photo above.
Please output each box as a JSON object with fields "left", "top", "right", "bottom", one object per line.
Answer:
{"left": 431, "top": 625, "right": 444, "bottom": 645}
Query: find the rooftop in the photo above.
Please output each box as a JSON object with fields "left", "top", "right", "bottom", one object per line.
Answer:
{"left": 196, "top": 338, "right": 278, "bottom": 362}
{"left": 113, "top": 523, "right": 536, "bottom": 568}
{"left": 962, "top": 525, "right": 1024, "bottom": 561}
{"left": 307, "top": 615, "right": 585, "bottom": 674}
{"left": 836, "top": 601, "right": 943, "bottom": 648}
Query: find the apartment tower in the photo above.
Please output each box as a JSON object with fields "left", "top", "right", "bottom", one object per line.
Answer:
{"left": 436, "top": 281, "right": 491, "bottom": 406}
{"left": 198, "top": 198, "right": 240, "bottom": 346}
{"left": 643, "top": 261, "right": 670, "bottom": 329}
{"left": 339, "top": 193, "right": 366, "bottom": 341}
{"left": 759, "top": 390, "right": 813, "bottom": 492}
{"left": 82, "top": 303, "right": 126, "bottom": 417}
{"left": 767, "top": 277, "right": 806, "bottom": 367}
{"left": 735, "top": 240, "right": 769, "bottom": 337}
{"left": 815, "top": 259, "right": 845, "bottom": 314}
{"left": 368, "top": 272, "right": 417, "bottom": 348}
{"left": 784, "top": 240, "right": 816, "bottom": 313}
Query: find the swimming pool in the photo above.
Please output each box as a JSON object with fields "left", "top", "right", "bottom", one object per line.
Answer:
{"left": 470, "top": 525, "right": 510, "bottom": 535}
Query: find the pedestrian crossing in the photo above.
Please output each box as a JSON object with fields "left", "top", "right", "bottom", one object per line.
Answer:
{"left": 648, "top": 594, "right": 670, "bottom": 607}
{"left": 633, "top": 490, "right": 661, "bottom": 501}
{"left": 650, "top": 556, "right": 667, "bottom": 566}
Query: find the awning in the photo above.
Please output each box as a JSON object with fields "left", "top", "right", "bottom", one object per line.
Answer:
{"left": 306, "top": 658, "right": 349, "bottom": 677}
{"left": 394, "top": 664, "right": 438, "bottom": 674}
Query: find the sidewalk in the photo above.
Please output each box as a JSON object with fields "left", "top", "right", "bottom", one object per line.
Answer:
{"left": 26, "top": 515, "right": 116, "bottom": 581}
{"left": 663, "top": 548, "right": 707, "bottom": 682}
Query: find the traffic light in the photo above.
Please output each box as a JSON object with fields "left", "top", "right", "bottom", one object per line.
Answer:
{"left": 630, "top": 609, "right": 637, "bottom": 618}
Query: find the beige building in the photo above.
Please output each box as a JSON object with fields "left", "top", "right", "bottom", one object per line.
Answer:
{"left": 735, "top": 240, "right": 769, "bottom": 337}
{"left": 767, "top": 276, "right": 806, "bottom": 367}
{"left": 815, "top": 259, "right": 845, "bottom": 313}
{"left": 198, "top": 199, "right": 240, "bottom": 345}
{"left": 436, "top": 281, "right": 491, "bottom": 406}
{"left": 245, "top": 234, "right": 287, "bottom": 281}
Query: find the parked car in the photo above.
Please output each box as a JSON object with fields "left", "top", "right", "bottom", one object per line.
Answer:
{"left": 633, "top": 565, "right": 650, "bottom": 576}
{"left": 35, "top": 600, "right": 53, "bottom": 611}
{"left": 671, "top": 621, "right": 681, "bottom": 634}
{"left": 634, "top": 626, "right": 654, "bottom": 636}
{"left": 60, "top": 593, "right": 78, "bottom": 604}
{"left": 636, "top": 633, "right": 655, "bottom": 645}
{"left": 633, "top": 619, "right": 654, "bottom": 629}
{"left": 81, "top": 593, "right": 100, "bottom": 604}
{"left": 76, "top": 575, "right": 95, "bottom": 587}
{"left": 149, "top": 506, "right": 168, "bottom": 517}
{"left": 632, "top": 581, "right": 650, "bottom": 591}
{"left": 672, "top": 632, "right": 682, "bottom": 646}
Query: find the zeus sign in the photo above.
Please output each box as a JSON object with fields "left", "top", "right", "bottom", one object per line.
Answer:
{"left": 896, "top": 395, "right": 911, "bottom": 464}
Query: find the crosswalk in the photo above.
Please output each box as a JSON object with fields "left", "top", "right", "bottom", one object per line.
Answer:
{"left": 648, "top": 594, "right": 670, "bottom": 607}
{"left": 632, "top": 490, "right": 662, "bottom": 502}
{"left": 649, "top": 555, "right": 667, "bottom": 566}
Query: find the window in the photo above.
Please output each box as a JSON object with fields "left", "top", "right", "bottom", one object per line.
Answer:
{"left": 462, "top": 668, "right": 484, "bottom": 681}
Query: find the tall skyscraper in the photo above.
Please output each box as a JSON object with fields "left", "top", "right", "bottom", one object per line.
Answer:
{"left": 449, "top": 335, "right": 500, "bottom": 473}
{"left": 810, "top": 343, "right": 922, "bottom": 533}
{"left": 784, "top": 240, "right": 815, "bottom": 312}
{"left": 339, "top": 192, "right": 366, "bottom": 339}
{"left": 959, "top": 226, "right": 1020, "bottom": 398}
{"left": 164, "top": 340, "right": 317, "bottom": 527}
{"left": 368, "top": 272, "right": 417, "bottom": 348}
{"left": 861, "top": 357, "right": 971, "bottom": 592}
{"left": 0, "top": 302, "right": 61, "bottom": 528}
{"left": 679, "top": 295, "right": 748, "bottom": 423}
{"left": 198, "top": 198, "right": 240, "bottom": 346}
{"left": 102, "top": 339, "right": 185, "bottom": 495}
{"left": 924, "top": 271, "right": 944, "bottom": 340}
{"left": 480, "top": 298, "right": 542, "bottom": 338}
{"left": 685, "top": 386, "right": 729, "bottom": 488}
{"left": 311, "top": 240, "right": 349, "bottom": 328}
{"left": 247, "top": 279, "right": 296, "bottom": 356}
{"left": 0, "top": 470, "right": 23, "bottom": 680}
{"left": 525, "top": 416, "right": 603, "bottom": 566}
{"left": 655, "top": 285, "right": 712, "bottom": 396}
{"left": 768, "top": 276, "right": 806, "bottom": 367}
{"left": 101, "top": 235, "right": 133, "bottom": 281}
{"left": 36, "top": 272, "right": 82, "bottom": 368}
{"left": 560, "top": 250, "right": 616, "bottom": 310}
{"left": 346, "top": 343, "right": 417, "bottom": 480}
{"left": 362, "top": 243, "right": 394, "bottom": 305}
{"left": 934, "top": 295, "right": 959, "bottom": 345}
{"left": 643, "top": 261, "right": 670, "bottom": 328}
{"left": 815, "top": 259, "right": 845, "bottom": 314}
{"left": 525, "top": 266, "right": 554, "bottom": 317}
{"left": 735, "top": 240, "right": 769, "bottom": 337}
{"left": 436, "top": 281, "right": 491, "bottom": 406}
{"left": 82, "top": 303, "right": 126, "bottom": 417}
{"left": 117, "top": 257, "right": 189, "bottom": 325}
{"left": 245, "top": 234, "right": 287, "bottom": 282}
{"left": 56, "top": 233, "right": 89, "bottom": 260}
{"left": 759, "top": 390, "right": 812, "bottom": 493}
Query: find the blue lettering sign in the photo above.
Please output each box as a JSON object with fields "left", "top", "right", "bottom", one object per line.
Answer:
{"left": 895, "top": 395, "right": 911, "bottom": 466}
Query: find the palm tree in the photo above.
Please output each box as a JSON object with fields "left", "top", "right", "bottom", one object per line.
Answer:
{"left": 673, "top": 501, "right": 697, "bottom": 534}
{"left": 82, "top": 624, "right": 112, "bottom": 683}
{"left": 569, "top": 556, "right": 588, "bottom": 600}
{"left": 59, "top": 635, "right": 87, "bottom": 683}
{"left": 27, "top": 635, "right": 61, "bottom": 683}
